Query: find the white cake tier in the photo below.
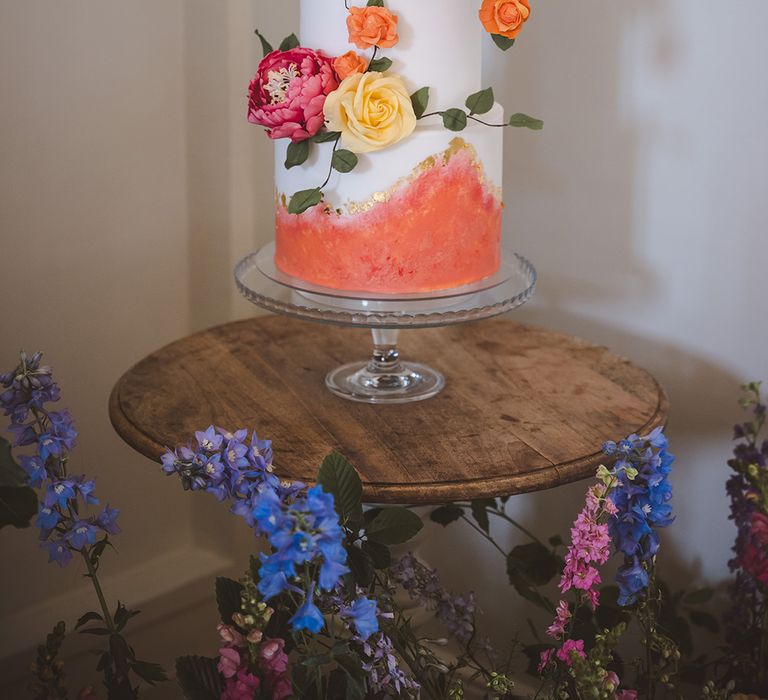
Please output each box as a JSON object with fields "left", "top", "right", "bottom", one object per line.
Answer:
{"left": 300, "top": 0, "right": 483, "bottom": 108}
{"left": 275, "top": 104, "right": 504, "bottom": 210}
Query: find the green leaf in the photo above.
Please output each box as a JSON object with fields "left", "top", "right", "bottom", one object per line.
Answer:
{"left": 130, "top": 659, "right": 168, "bottom": 685}
{"left": 366, "top": 506, "right": 423, "bottom": 545}
{"left": 215, "top": 577, "right": 243, "bottom": 626}
{"left": 288, "top": 188, "right": 323, "bottom": 215}
{"left": 176, "top": 656, "right": 225, "bottom": 700}
{"left": 346, "top": 545, "right": 374, "bottom": 588}
{"left": 367, "top": 0, "right": 385, "bottom": 6}
{"left": 430, "top": 504, "right": 463, "bottom": 527}
{"left": 75, "top": 611, "right": 104, "bottom": 630}
{"left": 311, "top": 130, "right": 341, "bottom": 144}
{"left": 689, "top": 610, "right": 720, "bottom": 634}
{"left": 332, "top": 149, "right": 359, "bottom": 174}
{"left": 362, "top": 540, "right": 391, "bottom": 569}
{"left": 465, "top": 87, "right": 495, "bottom": 115}
{"left": 470, "top": 499, "right": 492, "bottom": 533}
{"left": 367, "top": 57, "right": 392, "bottom": 72}
{"left": 508, "top": 112, "right": 544, "bottom": 130}
{"left": 114, "top": 602, "right": 141, "bottom": 632}
{"left": 684, "top": 588, "right": 714, "bottom": 606}
{"left": 285, "top": 139, "right": 310, "bottom": 169}
{"left": 279, "top": 33, "right": 299, "bottom": 52}
{"left": 0, "top": 485, "right": 38, "bottom": 529}
{"left": 253, "top": 29, "right": 273, "bottom": 58}
{"left": 442, "top": 108, "right": 468, "bottom": 132}
{"left": 110, "top": 633, "right": 132, "bottom": 676}
{"left": 0, "top": 436, "right": 25, "bottom": 486}
{"left": 410, "top": 87, "right": 430, "bottom": 119}
{"left": 491, "top": 34, "right": 515, "bottom": 51}
{"left": 317, "top": 451, "right": 363, "bottom": 529}
{"left": 335, "top": 654, "right": 367, "bottom": 700}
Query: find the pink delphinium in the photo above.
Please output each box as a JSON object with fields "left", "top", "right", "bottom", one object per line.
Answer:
{"left": 248, "top": 47, "right": 339, "bottom": 142}
{"left": 556, "top": 638, "right": 586, "bottom": 665}
{"left": 559, "top": 483, "right": 613, "bottom": 608}
{"left": 546, "top": 600, "right": 571, "bottom": 639}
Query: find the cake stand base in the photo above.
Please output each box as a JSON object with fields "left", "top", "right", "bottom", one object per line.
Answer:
{"left": 325, "top": 330, "right": 444, "bottom": 404}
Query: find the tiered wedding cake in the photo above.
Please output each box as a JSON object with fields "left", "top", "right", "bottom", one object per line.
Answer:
{"left": 248, "top": 0, "right": 535, "bottom": 294}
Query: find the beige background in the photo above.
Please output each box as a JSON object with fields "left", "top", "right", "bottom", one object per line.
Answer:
{"left": 1, "top": 0, "right": 768, "bottom": 696}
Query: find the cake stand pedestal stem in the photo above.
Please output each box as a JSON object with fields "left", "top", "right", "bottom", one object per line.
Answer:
{"left": 324, "top": 329, "right": 446, "bottom": 404}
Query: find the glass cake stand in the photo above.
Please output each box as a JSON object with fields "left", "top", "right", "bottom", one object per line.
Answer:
{"left": 234, "top": 242, "right": 536, "bottom": 404}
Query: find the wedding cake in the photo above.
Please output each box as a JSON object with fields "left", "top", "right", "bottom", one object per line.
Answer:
{"left": 248, "top": 0, "right": 537, "bottom": 294}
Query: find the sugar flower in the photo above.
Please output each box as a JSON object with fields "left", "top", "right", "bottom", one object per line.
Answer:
{"left": 248, "top": 47, "right": 338, "bottom": 143}
{"left": 346, "top": 6, "right": 399, "bottom": 50}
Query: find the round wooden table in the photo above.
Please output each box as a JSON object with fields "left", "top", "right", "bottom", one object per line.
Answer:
{"left": 109, "top": 317, "right": 668, "bottom": 504}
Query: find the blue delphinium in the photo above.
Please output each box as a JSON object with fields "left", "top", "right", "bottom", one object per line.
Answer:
{"left": 603, "top": 426, "right": 675, "bottom": 605}
{"left": 163, "top": 426, "right": 383, "bottom": 637}
{"left": 0, "top": 352, "right": 120, "bottom": 566}
{"left": 342, "top": 596, "right": 380, "bottom": 640}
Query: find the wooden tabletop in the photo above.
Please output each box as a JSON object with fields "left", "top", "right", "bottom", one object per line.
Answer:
{"left": 109, "top": 317, "right": 668, "bottom": 504}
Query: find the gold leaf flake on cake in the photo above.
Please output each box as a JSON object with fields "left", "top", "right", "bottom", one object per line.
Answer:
{"left": 341, "top": 138, "right": 501, "bottom": 216}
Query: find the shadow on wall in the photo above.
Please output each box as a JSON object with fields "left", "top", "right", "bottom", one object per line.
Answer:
{"left": 184, "top": 0, "right": 233, "bottom": 331}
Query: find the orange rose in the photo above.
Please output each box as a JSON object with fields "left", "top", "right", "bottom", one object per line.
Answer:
{"left": 347, "top": 6, "right": 399, "bottom": 50}
{"left": 333, "top": 51, "right": 368, "bottom": 80}
{"left": 479, "top": 0, "right": 531, "bottom": 40}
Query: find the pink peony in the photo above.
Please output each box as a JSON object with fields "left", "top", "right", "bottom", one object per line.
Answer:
{"left": 217, "top": 647, "right": 241, "bottom": 679}
{"left": 221, "top": 668, "right": 261, "bottom": 700}
{"left": 248, "top": 48, "right": 339, "bottom": 143}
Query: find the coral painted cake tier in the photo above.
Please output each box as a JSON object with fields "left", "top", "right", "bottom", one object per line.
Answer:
{"left": 248, "top": 0, "right": 539, "bottom": 294}
{"left": 275, "top": 139, "right": 502, "bottom": 293}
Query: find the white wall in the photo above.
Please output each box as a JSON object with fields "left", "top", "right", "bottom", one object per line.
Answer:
{"left": 1, "top": 0, "right": 767, "bottom": 695}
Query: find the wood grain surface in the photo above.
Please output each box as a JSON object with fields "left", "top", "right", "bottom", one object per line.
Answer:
{"left": 109, "top": 317, "right": 669, "bottom": 504}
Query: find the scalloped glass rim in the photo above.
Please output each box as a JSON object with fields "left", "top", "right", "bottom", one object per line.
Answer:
{"left": 234, "top": 244, "right": 537, "bottom": 330}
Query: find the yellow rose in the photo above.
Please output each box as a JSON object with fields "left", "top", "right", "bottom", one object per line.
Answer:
{"left": 323, "top": 71, "right": 416, "bottom": 154}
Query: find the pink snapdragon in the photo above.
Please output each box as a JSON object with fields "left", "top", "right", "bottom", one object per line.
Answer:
{"left": 221, "top": 668, "right": 261, "bottom": 700}
{"left": 217, "top": 647, "right": 241, "bottom": 679}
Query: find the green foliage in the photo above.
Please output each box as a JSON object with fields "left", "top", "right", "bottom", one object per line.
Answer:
{"left": 311, "top": 130, "right": 341, "bottom": 144}
{"left": 0, "top": 435, "right": 37, "bottom": 529}
{"left": 288, "top": 188, "right": 323, "bottom": 215}
{"left": 465, "top": 87, "right": 495, "bottom": 116}
{"left": 441, "top": 108, "right": 468, "bottom": 132}
{"left": 430, "top": 504, "right": 463, "bottom": 526}
{"left": 470, "top": 498, "right": 496, "bottom": 533}
{"left": 367, "top": 0, "right": 385, "bottom": 6}
{"left": 332, "top": 149, "right": 359, "bottom": 174}
{"left": 491, "top": 34, "right": 516, "bottom": 51}
{"left": 176, "top": 656, "right": 225, "bottom": 700}
{"left": 317, "top": 451, "right": 363, "bottom": 530}
{"left": 368, "top": 57, "right": 393, "bottom": 72}
{"left": 410, "top": 87, "right": 430, "bottom": 119}
{"left": 215, "top": 577, "right": 244, "bottom": 626}
{"left": 508, "top": 112, "right": 544, "bottom": 130}
{"left": 365, "top": 506, "right": 423, "bottom": 545}
{"left": 285, "top": 140, "right": 311, "bottom": 169}
{"left": 279, "top": 34, "right": 299, "bottom": 52}
{"left": 253, "top": 29, "right": 273, "bottom": 58}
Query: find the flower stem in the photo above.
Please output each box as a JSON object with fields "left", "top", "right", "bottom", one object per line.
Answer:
{"left": 81, "top": 549, "right": 116, "bottom": 633}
